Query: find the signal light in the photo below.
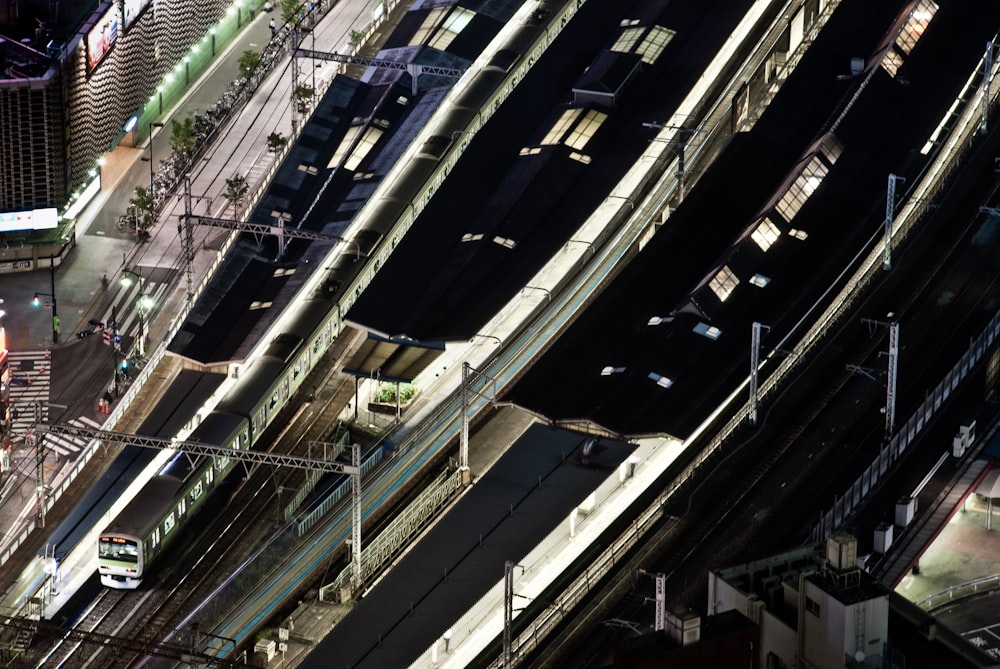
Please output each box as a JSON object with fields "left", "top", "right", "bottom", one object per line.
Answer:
{"left": 32, "top": 294, "right": 40, "bottom": 307}
{"left": 120, "top": 357, "right": 129, "bottom": 370}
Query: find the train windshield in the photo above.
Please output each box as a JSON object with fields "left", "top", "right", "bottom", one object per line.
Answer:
{"left": 99, "top": 536, "right": 139, "bottom": 562}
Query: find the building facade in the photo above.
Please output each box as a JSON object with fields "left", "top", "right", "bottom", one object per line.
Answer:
{"left": 0, "top": 0, "right": 236, "bottom": 215}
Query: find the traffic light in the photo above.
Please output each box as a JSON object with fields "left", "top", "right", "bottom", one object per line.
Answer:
{"left": 120, "top": 356, "right": 129, "bottom": 370}
{"left": 32, "top": 294, "right": 40, "bottom": 307}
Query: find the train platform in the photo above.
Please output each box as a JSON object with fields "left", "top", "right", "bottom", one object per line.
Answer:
{"left": 0, "top": 3, "right": 284, "bottom": 603}
{"left": 891, "top": 462, "right": 1000, "bottom": 660}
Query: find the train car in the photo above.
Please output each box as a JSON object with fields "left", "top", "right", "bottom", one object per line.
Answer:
{"left": 99, "top": 411, "right": 248, "bottom": 588}
{"left": 94, "top": 0, "right": 563, "bottom": 590}
{"left": 97, "top": 295, "right": 331, "bottom": 587}
{"left": 43, "top": 371, "right": 225, "bottom": 565}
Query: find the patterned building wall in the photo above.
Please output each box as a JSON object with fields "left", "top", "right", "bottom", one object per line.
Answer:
{"left": 0, "top": 0, "right": 229, "bottom": 212}
{"left": 66, "top": 0, "right": 227, "bottom": 191}
{"left": 0, "top": 76, "right": 65, "bottom": 212}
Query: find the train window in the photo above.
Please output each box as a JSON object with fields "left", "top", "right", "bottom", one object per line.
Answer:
{"left": 270, "top": 392, "right": 279, "bottom": 409}
{"left": 281, "top": 378, "right": 289, "bottom": 399}
{"left": 164, "top": 511, "right": 176, "bottom": 536}
{"left": 192, "top": 480, "right": 204, "bottom": 501}
{"left": 177, "top": 498, "right": 187, "bottom": 516}
{"left": 99, "top": 536, "right": 139, "bottom": 562}
{"left": 256, "top": 407, "right": 266, "bottom": 431}
{"left": 293, "top": 362, "right": 302, "bottom": 379}
{"left": 206, "top": 467, "right": 214, "bottom": 485}
{"left": 151, "top": 527, "right": 160, "bottom": 549}
{"left": 242, "top": 427, "right": 249, "bottom": 447}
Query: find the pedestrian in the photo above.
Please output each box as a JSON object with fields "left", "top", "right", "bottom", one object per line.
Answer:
{"left": 10, "top": 404, "right": 18, "bottom": 421}
{"left": 269, "top": 19, "right": 276, "bottom": 37}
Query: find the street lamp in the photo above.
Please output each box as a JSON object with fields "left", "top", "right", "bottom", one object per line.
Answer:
{"left": 120, "top": 269, "right": 152, "bottom": 357}
{"left": 31, "top": 256, "right": 59, "bottom": 344}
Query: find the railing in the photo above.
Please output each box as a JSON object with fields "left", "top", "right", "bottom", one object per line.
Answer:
{"left": 319, "top": 467, "right": 465, "bottom": 602}
{"left": 917, "top": 573, "right": 1000, "bottom": 611}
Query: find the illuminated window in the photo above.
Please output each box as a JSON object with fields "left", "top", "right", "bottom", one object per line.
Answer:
{"left": 789, "top": 228, "right": 808, "bottom": 240}
{"left": 249, "top": 301, "right": 272, "bottom": 310}
{"left": 412, "top": 6, "right": 447, "bottom": 46}
{"left": 749, "top": 273, "right": 771, "bottom": 288}
{"left": 164, "top": 511, "right": 176, "bottom": 535}
{"left": 750, "top": 218, "right": 781, "bottom": 251}
{"left": 611, "top": 27, "right": 643, "bottom": 53}
{"left": 775, "top": 156, "right": 828, "bottom": 222}
{"left": 428, "top": 7, "right": 475, "bottom": 51}
{"left": 881, "top": 48, "right": 904, "bottom": 77}
{"left": 895, "top": 0, "right": 937, "bottom": 56}
{"left": 519, "top": 146, "right": 541, "bottom": 156}
{"left": 542, "top": 108, "right": 582, "bottom": 145}
{"left": 568, "top": 151, "right": 591, "bottom": 164}
{"left": 564, "top": 110, "right": 608, "bottom": 151}
{"left": 694, "top": 322, "right": 721, "bottom": 340}
{"left": 151, "top": 527, "right": 160, "bottom": 548}
{"left": 635, "top": 26, "right": 675, "bottom": 65}
{"left": 192, "top": 480, "right": 204, "bottom": 500}
{"left": 709, "top": 265, "right": 739, "bottom": 302}
{"left": 177, "top": 498, "right": 187, "bottom": 516}
{"left": 647, "top": 372, "right": 673, "bottom": 388}
{"left": 331, "top": 126, "right": 362, "bottom": 167}
{"left": 462, "top": 233, "right": 484, "bottom": 242}
{"left": 344, "top": 126, "right": 384, "bottom": 171}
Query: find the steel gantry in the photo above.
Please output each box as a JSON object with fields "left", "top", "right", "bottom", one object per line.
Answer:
{"left": 180, "top": 179, "right": 361, "bottom": 300}
{"left": 293, "top": 48, "right": 466, "bottom": 97}
{"left": 43, "top": 424, "right": 359, "bottom": 475}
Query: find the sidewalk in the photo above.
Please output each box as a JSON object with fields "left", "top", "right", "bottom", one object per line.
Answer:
{"left": 0, "top": 4, "right": 286, "bottom": 580}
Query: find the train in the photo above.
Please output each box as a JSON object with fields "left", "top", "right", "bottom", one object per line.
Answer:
{"left": 95, "top": 0, "right": 583, "bottom": 588}
{"left": 98, "top": 299, "right": 333, "bottom": 587}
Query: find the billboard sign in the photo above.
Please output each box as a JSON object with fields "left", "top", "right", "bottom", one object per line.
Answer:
{"left": 86, "top": 5, "right": 121, "bottom": 73}
{"left": 122, "top": 0, "right": 153, "bottom": 32}
{"left": 0, "top": 208, "right": 59, "bottom": 233}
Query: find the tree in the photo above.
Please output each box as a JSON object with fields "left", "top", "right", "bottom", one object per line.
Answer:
{"left": 267, "top": 132, "right": 288, "bottom": 155}
{"left": 169, "top": 117, "right": 197, "bottom": 157}
{"left": 349, "top": 30, "right": 365, "bottom": 50}
{"left": 238, "top": 50, "right": 262, "bottom": 82}
{"left": 224, "top": 174, "right": 250, "bottom": 216}
{"left": 281, "top": 0, "right": 305, "bottom": 24}
{"left": 295, "top": 82, "right": 315, "bottom": 114}
{"left": 128, "top": 185, "right": 156, "bottom": 238}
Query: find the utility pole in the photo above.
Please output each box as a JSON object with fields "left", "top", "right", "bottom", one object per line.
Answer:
{"left": 642, "top": 122, "right": 702, "bottom": 203}
{"left": 749, "top": 322, "right": 769, "bottom": 425}
{"left": 111, "top": 304, "right": 119, "bottom": 397}
{"left": 883, "top": 174, "right": 904, "bottom": 270}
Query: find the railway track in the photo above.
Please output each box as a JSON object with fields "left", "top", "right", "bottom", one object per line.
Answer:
{"left": 538, "top": 117, "right": 1000, "bottom": 669}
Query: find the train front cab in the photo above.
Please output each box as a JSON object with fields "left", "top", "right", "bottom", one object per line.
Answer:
{"left": 98, "top": 533, "right": 144, "bottom": 588}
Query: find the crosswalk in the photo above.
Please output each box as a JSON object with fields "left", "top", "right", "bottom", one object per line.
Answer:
{"left": 5, "top": 351, "right": 102, "bottom": 457}
{"left": 6, "top": 350, "right": 52, "bottom": 433}
{"left": 85, "top": 267, "right": 173, "bottom": 356}
{"left": 38, "top": 416, "right": 103, "bottom": 458}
